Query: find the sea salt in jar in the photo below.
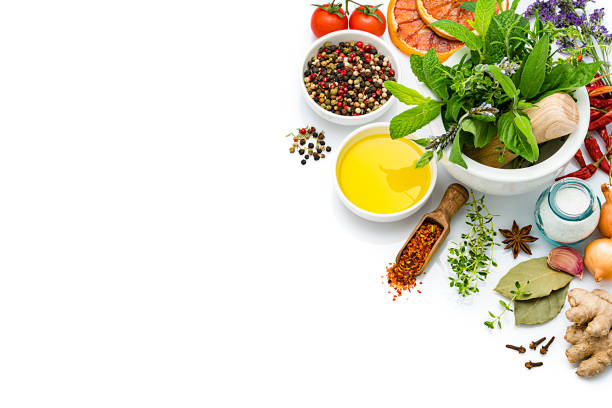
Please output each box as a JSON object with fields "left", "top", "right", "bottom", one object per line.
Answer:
{"left": 534, "top": 178, "right": 600, "bottom": 245}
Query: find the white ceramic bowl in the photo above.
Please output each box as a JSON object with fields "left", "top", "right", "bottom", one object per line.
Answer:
{"left": 335, "top": 122, "right": 438, "bottom": 222}
{"left": 435, "top": 87, "right": 590, "bottom": 196}
{"left": 300, "top": 30, "right": 401, "bottom": 126}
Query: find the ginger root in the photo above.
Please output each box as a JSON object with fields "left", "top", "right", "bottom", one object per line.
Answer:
{"left": 566, "top": 288, "right": 612, "bottom": 337}
{"left": 565, "top": 288, "right": 612, "bottom": 377}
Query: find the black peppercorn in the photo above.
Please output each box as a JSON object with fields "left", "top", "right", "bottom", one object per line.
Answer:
{"left": 308, "top": 143, "right": 314, "bottom": 148}
{"left": 301, "top": 159, "right": 307, "bottom": 165}
{"left": 320, "top": 140, "right": 325, "bottom": 146}
{"left": 326, "top": 146, "right": 331, "bottom": 152}
{"left": 300, "top": 139, "right": 306, "bottom": 145}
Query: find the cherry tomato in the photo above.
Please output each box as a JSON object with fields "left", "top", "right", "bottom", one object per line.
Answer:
{"left": 349, "top": 5, "right": 386, "bottom": 36}
{"left": 311, "top": 2, "right": 348, "bottom": 38}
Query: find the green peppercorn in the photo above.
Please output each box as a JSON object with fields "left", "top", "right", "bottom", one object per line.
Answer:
{"left": 289, "top": 147, "right": 295, "bottom": 154}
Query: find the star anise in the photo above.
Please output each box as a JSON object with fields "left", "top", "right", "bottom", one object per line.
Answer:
{"left": 498, "top": 221, "right": 538, "bottom": 258}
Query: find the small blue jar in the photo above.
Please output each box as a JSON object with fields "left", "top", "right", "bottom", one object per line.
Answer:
{"left": 534, "top": 177, "right": 600, "bottom": 245}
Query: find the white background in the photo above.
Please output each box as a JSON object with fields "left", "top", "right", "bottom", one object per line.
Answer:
{"left": 0, "top": 0, "right": 611, "bottom": 407}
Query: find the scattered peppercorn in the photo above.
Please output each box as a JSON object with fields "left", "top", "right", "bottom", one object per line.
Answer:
{"left": 286, "top": 126, "right": 332, "bottom": 166}
{"left": 304, "top": 41, "right": 396, "bottom": 116}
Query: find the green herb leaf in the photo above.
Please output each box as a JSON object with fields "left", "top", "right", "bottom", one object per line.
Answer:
{"left": 519, "top": 34, "right": 550, "bottom": 99}
{"left": 389, "top": 100, "right": 442, "bottom": 139}
{"left": 517, "top": 100, "right": 537, "bottom": 110}
{"left": 410, "top": 54, "right": 426, "bottom": 83}
{"left": 383, "top": 81, "right": 428, "bottom": 105}
{"left": 429, "top": 20, "right": 482, "bottom": 50}
{"left": 460, "top": 1, "right": 476, "bottom": 12}
{"left": 539, "top": 61, "right": 603, "bottom": 99}
{"left": 514, "top": 283, "right": 570, "bottom": 325}
{"left": 461, "top": 118, "right": 495, "bottom": 148}
{"left": 484, "top": 10, "right": 529, "bottom": 63}
{"left": 449, "top": 130, "right": 468, "bottom": 168}
{"left": 423, "top": 49, "right": 449, "bottom": 101}
{"left": 415, "top": 150, "right": 434, "bottom": 168}
{"left": 495, "top": 257, "right": 574, "bottom": 301}
{"left": 497, "top": 111, "right": 532, "bottom": 161}
{"left": 484, "top": 65, "right": 518, "bottom": 102}
{"left": 445, "top": 94, "right": 463, "bottom": 122}
{"left": 413, "top": 138, "right": 430, "bottom": 147}
{"left": 513, "top": 111, "right": 538, "bottom": 162}
{"left": 472, "top": 0, "right": 497, "bottom": 38}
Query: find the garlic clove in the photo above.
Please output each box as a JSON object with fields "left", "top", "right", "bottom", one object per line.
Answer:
{"left": 547, "top": 246, "right": 584, "bottom": 279}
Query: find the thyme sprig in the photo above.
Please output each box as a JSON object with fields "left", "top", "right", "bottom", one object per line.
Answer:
{"left": 485, "top": 280, "right": 531, "bottom": 329}
{"left": 448, "top": 191, "right": 499, "bottom": 297}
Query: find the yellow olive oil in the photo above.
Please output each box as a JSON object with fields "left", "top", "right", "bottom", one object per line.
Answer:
{"left": 337, "top": 134, "right": 431, "bottom": 214}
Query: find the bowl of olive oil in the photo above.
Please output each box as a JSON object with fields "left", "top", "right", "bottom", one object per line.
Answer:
{"left": 335, "top": 122, "right": 437, "bottom": 222}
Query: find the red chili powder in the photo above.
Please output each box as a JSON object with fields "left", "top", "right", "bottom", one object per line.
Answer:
{"left": 386, "top": 221, "right": 443, "bottom": 300}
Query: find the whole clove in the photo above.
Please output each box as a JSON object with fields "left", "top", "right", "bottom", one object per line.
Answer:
{"left": 506, "top": 344, "right": 526, "bottom": 353}
{"left": 525, "top": 361, "right": 544, "bottom": 369}
{"left": 540, "top": 336, "right": 555, "bottom": 355}
{"left": 529, "top": 337, "right": 546, "bottom": 350}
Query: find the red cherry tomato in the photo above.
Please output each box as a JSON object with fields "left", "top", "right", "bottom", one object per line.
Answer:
{"left": 349, "top": 5, "right": 386, "bottom": 36}
{"left": 311, "top": 2, "right": 348, "bottom": 38}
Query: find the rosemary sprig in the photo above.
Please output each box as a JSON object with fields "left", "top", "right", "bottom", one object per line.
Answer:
{"left": 485, "top": 281, "right": 531, "bottom": 329}
{"left": 448, "top": 191, "right": 499, "bottom": 297}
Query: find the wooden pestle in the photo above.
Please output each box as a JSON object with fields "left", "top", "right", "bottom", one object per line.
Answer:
{"left": 464, "top": 93, "right": 579, "bottom": 167}
{"left": 396, "top": 183, "right": 469, "bottom": 274}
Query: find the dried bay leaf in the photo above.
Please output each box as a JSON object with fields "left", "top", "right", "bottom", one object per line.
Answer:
{"left": 514, "top": 284, "right": 570, "bottom": 325}
{"left": 495, "top": 257, "right": 574, "bottom": 300}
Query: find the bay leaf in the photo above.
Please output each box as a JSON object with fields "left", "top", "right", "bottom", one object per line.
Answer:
{"left": 514, "top": 283, "right": 570, "bottom": 325}
{"left": 494, "top": 257, "right": 573, "bottom": 300}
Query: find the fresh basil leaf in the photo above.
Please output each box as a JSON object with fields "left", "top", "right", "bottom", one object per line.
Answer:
{"left": 389, "top": 100, "right": 443, "bottom": 139}
{"left": 472, "top": 0, "right": 497, "bottom": 38}
{"left": 513, "top": 111, "right": 538, "bottom": 161}
{"left": 485, "top": 10, "right": 529, "bottom": 63}
{"left": 519, "top": 34, "right": 550, "bottom": 100}
{"left": 445, "top": 94, "right": 463, "bottom": 122}
{"left": 517, "top": 100, "right": 537, "bottom": 109}
{"left": 413, "top": 138, "right": 430, "bottom": 147}
{"left": 410, "top": 54, "right": 426, "bottom": 83}
{"left": 429, "top": 20, "right": 482, "bottom": 50}
{"left": 460, "top": 1, "right": 476, "bottom": 12}
{"left": 383, "top": 81, "right": 427, "bottom": 105}
{"left": 461, "top": 118, "right": 495, "bottom": 148}
{"left": 539, "top": 61, "right": 602, "bottom": 98}
{"left": 497, "top": 111, "right": 534, "bottom": 161}
{"left": 449, "top": 130, "right": 467, "bottom": 168}
{"left": 484, "top": 65, "right": 518, "bottom": 101}
{"left": 423, "top": 48, "right": 449, "bottom": 101}
{"left": 415, "top": 150, "right": 434, "bottom": 168}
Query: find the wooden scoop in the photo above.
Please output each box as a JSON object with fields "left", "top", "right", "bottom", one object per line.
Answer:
{"left": 395, "top": 184, "right": 469, "bottom": 273}
{"left": 464, "top": 93, "right": 579, "bottom": 167}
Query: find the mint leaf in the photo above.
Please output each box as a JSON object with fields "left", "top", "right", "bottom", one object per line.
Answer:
{"left": 410, "top": 54, "right": 426, "bottom": 83}
{"left": 460, "top": 1, "right": 476, "bottom": 12}
{"left": 389, "top": 100, "right": 442, "bottom": 139}
{"left": 445, "top": 94, "right": 463, "bottom": 122}
{"left": 484, "top": 65, "right": 518, "bottom": 102}
{"left": 383, "top": 81, "right": 427, "bottom": 105}
{"left": 519, "top": 34, "right": 550, "bottom": 100}
{"left": 472, "top": 0, "right": 497, "bottom": 38}
{"left": 423, "top": 48, "right": 449, "bottom": 101}
{"left": 413, "top": 138, "right": 430, "bottom": 147}
{"left": 429, "top": 20, "right": 482, "bottom": 50}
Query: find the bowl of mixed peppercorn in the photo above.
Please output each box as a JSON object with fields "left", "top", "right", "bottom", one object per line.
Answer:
{"left": 301, "top": 30, "right": 400, "bottom": 126}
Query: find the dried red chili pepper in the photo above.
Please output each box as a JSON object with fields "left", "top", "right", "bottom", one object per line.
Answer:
{"left": 591, "top": 110, "right": 603, "bottom": 122}
{"left": 589, "top": 98, "right": 612, "bottom": 109}
{"left": 584, "top": 135, "right": 611, "bottom": 174}
{"left": 555, "top": 164, "right": 597, "bottom": 181}
{"left": 575, "top": 149, "right": 587, "bottom": 167}
{"left": 599, "top": 128, "right": 612, "bottom": 150}
{"left": 589, "top": 111, "right": 612, "bottom": 131}
{"left": 386, "top": 221, "right": 442, "bottom": 301}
